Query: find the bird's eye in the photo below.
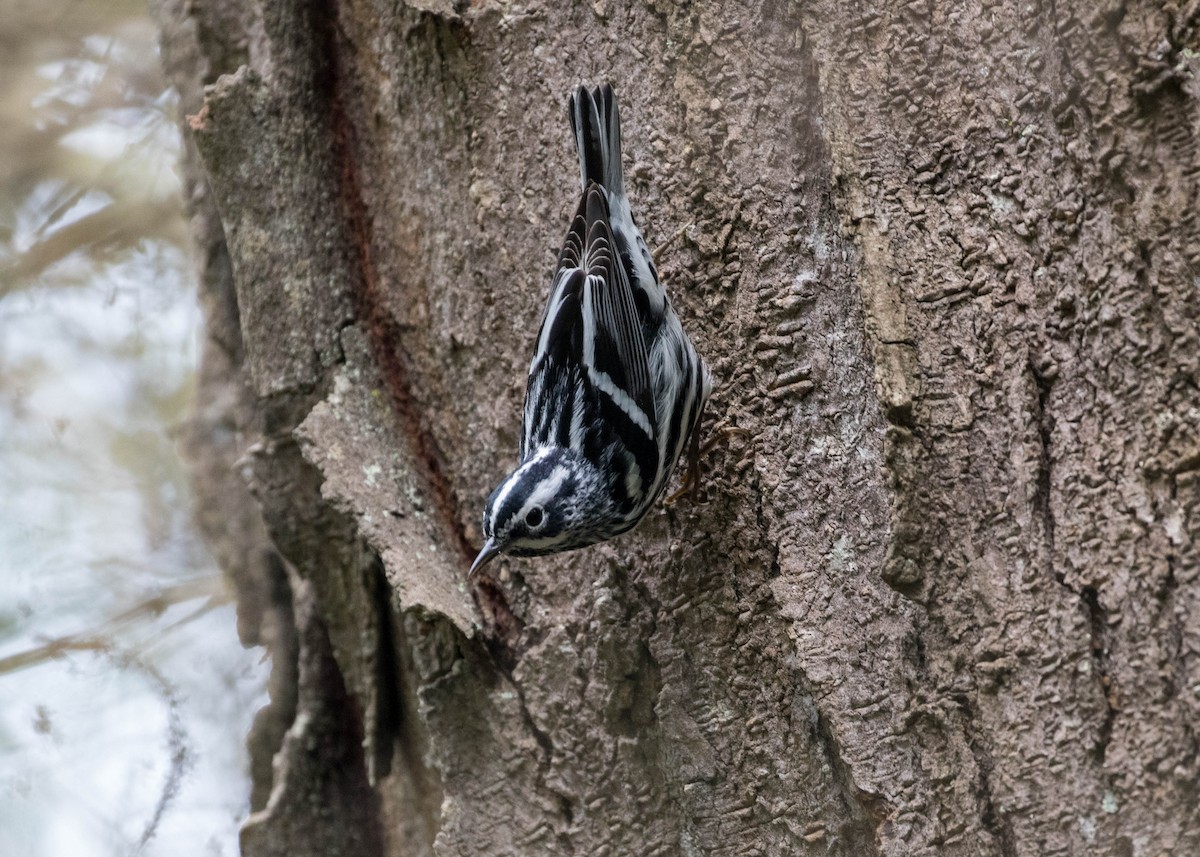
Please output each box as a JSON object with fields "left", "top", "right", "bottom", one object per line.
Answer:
{"left": 524, "top": 506, "right": 545, "bottom": 529}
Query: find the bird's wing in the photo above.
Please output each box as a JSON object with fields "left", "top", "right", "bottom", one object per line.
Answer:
{"left": 523, "top": 184, "right": 656, "bottom": 459}
{"left": 568, "top": 84, "right": 665, "bottom": 326}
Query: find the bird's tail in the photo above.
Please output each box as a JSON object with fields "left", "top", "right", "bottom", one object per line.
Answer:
{"left": 568, "top": 84, "right": 624, "bottom": 198}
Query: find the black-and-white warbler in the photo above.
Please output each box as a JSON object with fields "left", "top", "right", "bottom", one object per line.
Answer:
{"left": 470, "top": 83, "right": 711, "bottom": 576}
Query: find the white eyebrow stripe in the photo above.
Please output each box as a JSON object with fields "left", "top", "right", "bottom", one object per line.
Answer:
{"left": 492, "top": 447, "right": 551, "bottom": 521}
{"left": 515, "top": 465, "right": 571, "bottom": 525}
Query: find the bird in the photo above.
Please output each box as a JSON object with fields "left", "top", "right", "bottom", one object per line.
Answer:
{"left": 470, "top": 83, "right": 711, "bottom": 576}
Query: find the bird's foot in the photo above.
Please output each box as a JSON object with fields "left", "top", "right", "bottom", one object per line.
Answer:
{"left": 664, "top": 419, "right": 748, "bottom": 506}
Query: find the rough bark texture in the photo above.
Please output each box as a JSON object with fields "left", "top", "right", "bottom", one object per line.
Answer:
{"left": 154, "top": 0, "right": 1200, "bottom": 855}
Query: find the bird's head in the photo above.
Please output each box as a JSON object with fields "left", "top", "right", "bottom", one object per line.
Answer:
{"left": 470, "top": 448, "right": 610, "bottom": 575}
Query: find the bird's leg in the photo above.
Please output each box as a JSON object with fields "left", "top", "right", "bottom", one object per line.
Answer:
{"left": 666, "top": 404, "right": 706, "bottom": 505}
{"left": 698, "top": 423, "right": 750, "bottom": 457}
{"left": 665, "top": 406, "right": 749, "bottom": 506}
{"left": 688, "top": 426, "right": 705, "bottom": 494}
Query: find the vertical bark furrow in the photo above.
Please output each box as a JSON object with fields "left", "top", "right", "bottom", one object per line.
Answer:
{"left": 241, "top": 581, "right": 388, "bottom": 857}
{"left": 318, "top": 0, "right": 476, "bottom": 570}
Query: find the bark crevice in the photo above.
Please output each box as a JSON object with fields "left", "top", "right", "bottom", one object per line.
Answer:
{"left": 317, "top": 0, "right": 472, "bottom": 567}
{"left": 1080, "top": 584, "right": 1117, "bottom": 767}
{"left": 955, "top": 693, "right": 1018, "bottom": 857}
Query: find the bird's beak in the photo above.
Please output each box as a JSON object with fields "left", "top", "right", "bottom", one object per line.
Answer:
{"left": 468, "top": 538, "right": 502, "bottom": 578}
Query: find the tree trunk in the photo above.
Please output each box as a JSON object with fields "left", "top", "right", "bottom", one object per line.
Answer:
{"left": 153, "top": 0, "right": 1200, "bottom": 854}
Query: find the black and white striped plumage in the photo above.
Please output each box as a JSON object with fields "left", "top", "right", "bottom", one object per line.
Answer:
{"left": 470, "top": 84, "right": 711, "bottom": 575}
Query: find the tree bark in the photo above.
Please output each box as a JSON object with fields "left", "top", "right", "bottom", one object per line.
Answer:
{"left": 154, "top": 1, "right": 1200, "bottom": 855}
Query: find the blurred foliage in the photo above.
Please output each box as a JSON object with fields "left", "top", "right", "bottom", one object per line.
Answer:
{"left": 0, "top": 0, "right": 187, "bottom": 291}
{"left": 0, "top": 5, "right": 266, "bottom": 856}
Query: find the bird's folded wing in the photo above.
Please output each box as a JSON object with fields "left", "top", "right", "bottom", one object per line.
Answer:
{"left": 533, "top": 185, "right": 654, "bottom": 421}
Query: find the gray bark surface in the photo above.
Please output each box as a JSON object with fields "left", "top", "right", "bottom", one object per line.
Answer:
{"left": 153, "top": 1, "right": 1200, "bottom": 855}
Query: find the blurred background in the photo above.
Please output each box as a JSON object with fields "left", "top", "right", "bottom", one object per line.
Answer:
{"left": 0, "top": 2, "right": 267, "bottom": 855}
